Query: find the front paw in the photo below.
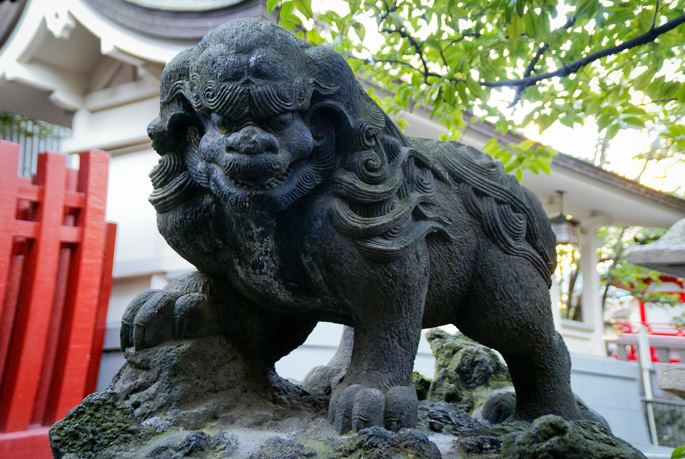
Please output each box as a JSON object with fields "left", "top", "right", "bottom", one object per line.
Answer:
{"left": 120, "top": 289, "right": 218, "bottom": 351}
{"left": 329, "top": 383, "right": 418, "bottom": 434}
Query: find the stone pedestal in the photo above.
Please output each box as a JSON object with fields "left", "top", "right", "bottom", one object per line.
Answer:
{"left": 49, "top": 334, "right": 647, "bottom": 459}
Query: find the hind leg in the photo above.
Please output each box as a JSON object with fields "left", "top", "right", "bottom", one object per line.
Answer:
{"left": 302, "top": 326, "right": 353, "bottom": 396}
{"left": 454, "top": 245, "right": 581, "bottom": 422}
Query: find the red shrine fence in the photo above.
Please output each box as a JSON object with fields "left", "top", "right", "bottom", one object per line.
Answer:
{"left": 0, "top": 140, "right": 116, "bottom": 458}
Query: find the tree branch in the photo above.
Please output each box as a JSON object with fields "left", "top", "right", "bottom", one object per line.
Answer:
{"left": 359, "top": 55, "right": 444, "bottom": 80}
{"left": 381, "top": 27, "right": 432, "bottom": 83}
{"left": 509, "top": 43, "right": 550, "bottom": 107}
{"left": 482, "top": 12, "right": 685, "bottom": 89}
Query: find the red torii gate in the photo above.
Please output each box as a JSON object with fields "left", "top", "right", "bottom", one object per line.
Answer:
{"left": 0, "top": 141, "right": 116, "bottom": 458}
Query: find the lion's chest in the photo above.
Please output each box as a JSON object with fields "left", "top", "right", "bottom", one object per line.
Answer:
{"left": 227, "top": 218, "right": 289, "bottom": 299}
{"left": 224, "top": 209, "right": 329, "bottom": 311}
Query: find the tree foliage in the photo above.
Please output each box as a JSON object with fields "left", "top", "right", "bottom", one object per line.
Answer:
{"left": 272, "top": 0, "right": 685, "bottom": 179}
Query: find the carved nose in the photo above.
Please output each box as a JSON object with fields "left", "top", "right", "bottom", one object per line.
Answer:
{"left": 226, "top": 126, "right": 278, "bottom": 155}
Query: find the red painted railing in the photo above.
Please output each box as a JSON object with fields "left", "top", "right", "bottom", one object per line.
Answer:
{"left": 618, "top": 321, "right": 685, "bottom": 338}
{"left": 611, "top": 321, "right": 685, "bottom": 363}
{"left": 0, "top": 141, "right": 116, "bottom": 458}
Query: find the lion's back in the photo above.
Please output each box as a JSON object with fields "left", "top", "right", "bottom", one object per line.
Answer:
{"left": 408, "top": 137, "right": 557, "bottom": 284}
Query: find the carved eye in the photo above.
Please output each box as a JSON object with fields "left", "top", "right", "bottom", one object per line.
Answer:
{"left": 268, "top": 112, "right": 293, "bottom": 132}
{"left": 211, "top": 113, "right": 234, "bottom": 133}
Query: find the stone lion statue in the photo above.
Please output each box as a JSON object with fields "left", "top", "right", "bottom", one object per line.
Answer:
{"left": 121, "top": 18, "right": 581, "bottom": 434}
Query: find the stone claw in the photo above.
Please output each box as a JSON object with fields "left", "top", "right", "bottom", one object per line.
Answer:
{"left": 329, "top": 382, "right": 418, "bottom": 434}
{"left": 120, "top": 287, "right": 218, "bottom": 352}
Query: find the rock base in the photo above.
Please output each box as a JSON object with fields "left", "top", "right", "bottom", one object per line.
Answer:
{"left": 49, "top": 336, "right": 647, "bottom": 458}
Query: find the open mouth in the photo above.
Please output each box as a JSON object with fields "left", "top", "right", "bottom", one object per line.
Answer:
{"left": 226, "top": 160, "right": 301, "bottom": 191}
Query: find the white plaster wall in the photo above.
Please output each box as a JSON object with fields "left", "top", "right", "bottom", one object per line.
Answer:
{"left": 570, "top": 354, "right": 652, "bottom": 446}
{"left": 105, "top": 147, "right": 194, "bottom": 278}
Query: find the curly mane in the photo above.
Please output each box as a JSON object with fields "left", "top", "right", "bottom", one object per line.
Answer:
{"left": 329, "top": 129, "right": 556, "bottom": 283}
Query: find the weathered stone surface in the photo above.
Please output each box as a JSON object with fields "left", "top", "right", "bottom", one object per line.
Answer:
{"left": 332, "top": 427, "right": 442, "bottom": 459}
{"left": 49, "top": 390, "right": 151, "bottom": 459}
{"left": 110, "top": 335, "right": 328, "bottom": 429}
{"left": 425, "top": 328, "right": 512, "bottom": 414}
{"left": 473, "top": 387, "right": 611, "bottom": 430}
{"left": 655, "top": 362, "right": 685, "bottom": 400}
{"left": 624, "top": 218, "right": 685, "bottom": 277}
{"left": 454, "top": 415, "right": 645, "bottom": 459}
{"left": 414, "top": 371, "right": 432, "bottom": 401}
{"left": 497, "top": 416, "right": 644, "bottom": 459}
{"left": 418, "top": 400, "right": 482, "bottom": 435}
{"left": 50, "top": 335, "right": 645, "bottom": 459}
{"left": 249, "top": 437, "right": 316, "bottom": 459}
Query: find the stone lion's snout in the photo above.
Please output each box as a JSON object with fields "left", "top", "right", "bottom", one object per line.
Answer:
{"left": 226, "top": 126, "right": 278, "bottom": 156}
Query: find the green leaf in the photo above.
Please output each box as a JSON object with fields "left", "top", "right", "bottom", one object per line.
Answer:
{"left": 280, "top": 1, "right": 295, "bottom": 18}
{"left": 425, "top": 36, "right": 442, "bottom": 51}
{"left": 515, "top": 0, "right": 525, "bottom": 17}
{"left": 622, "top": 116, "right": 646, "bottom": 128}
{"left": 389, "top": 12, "right": 403, "bottom": 26}
{"left": 307, "top": 28, "right": 321, "bottom": 45}
{"left": 294, "top": 0, "right": 313, "bottom": 19}
{"left": 634, "top": 67, "right": 658, "bottom": 89}
{"left": 576, "top": 0, "right": 599, "bottom": 19}
{"left": 286, "top": 13, "right": 302, "bottom": 25}
{"left": 506, "top": 13, "right": 525, "bottom": 42}
{"left": 597, "top": 114, "right": 613, "bottom": 131}
{"left": 516, "top": 168, "right": 523, "bottom": 181}
{"left": 672, "top": 446, "right": 685, "bottom": 459}
{"left": 267, "top": 0, "right": 280, "bottom": 13}
{"left": 483, "top": 138, "right": 498, "bottom": 153}
{"left": 519, "top": 139, "right": 535, "bottom": 150}
{"left": 559, "top": 115, "right": 576, "bottom": 128}
{"left": 524, "top": 12, "right": 538, "bottom": 39}
{"left": 586, "top": 97, "right": 602, "bottom": 116}
{"left": 608, "top": 123, "right": 621, "bottom": 139}
{"left": 279, "top": 18, "right": 295, "bottom": 29}
{"left": 353, "top": 22, "right": 366, "bottom": 41}
{"left": 535, "top": 158, "right": 552, "bottom": 174}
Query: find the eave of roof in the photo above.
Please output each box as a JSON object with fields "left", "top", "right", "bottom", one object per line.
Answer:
{"left": 552, "top": 153, "right": 685, "bottom": 213}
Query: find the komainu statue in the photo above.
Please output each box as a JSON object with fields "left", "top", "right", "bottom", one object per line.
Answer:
{"left": 121, "top": 18, "right": 581, "bottom": 434}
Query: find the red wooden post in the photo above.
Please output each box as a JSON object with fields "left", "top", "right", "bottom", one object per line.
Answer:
{"left": 85, "top": 222, "right": 117, "bottom": 395}
{"left": 0, "top": 143, "right": 115, "bottom": 459}
{"left": 0, "top": 152, "right": 66, "bottom": 433}
{"left": 0, "top": 252, "right": 25, "bottom": 381}
{"left": 0, "top": 141, "right": 20, "bottom": 375}
{"left": 48, "top": 149, "right": 110, "bottom": 422}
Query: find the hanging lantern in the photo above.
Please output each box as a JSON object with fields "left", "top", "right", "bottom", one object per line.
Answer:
{"left": 550, "top": 191, "right": 580, "bottom": 245}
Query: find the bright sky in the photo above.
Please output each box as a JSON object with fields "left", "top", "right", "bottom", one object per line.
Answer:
{"left": 311, "top": 0, "right": 685, "bottom": 196}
